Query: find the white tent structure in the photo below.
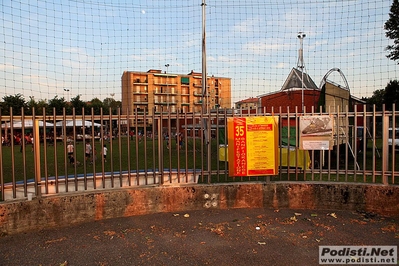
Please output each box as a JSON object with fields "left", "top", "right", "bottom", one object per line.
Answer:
{"left": 55, "top": 120, "right": 102, "bottom": 128}
{"left": 1, "top": 120, "right": 54, "bottom": 129}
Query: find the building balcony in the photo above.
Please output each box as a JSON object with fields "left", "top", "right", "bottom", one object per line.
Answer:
{"left": 133, "top": 79, "right": 148, "bottom": 84}
{"left": 193, "top": 92, "right": 210, "bottom": 97}
{"left": 153, "top": 82, "right": 178, "bottom": 86}
{"left": 193, "top": 83, "right": 210, "bottom": 88}
{"left": 153, "top": 91, "right": 178, "bottom": 95}
{"left": 153, "top": 101, "right": 177, "bottom": 105}
{"left": 131, "top": 110, "right": 149, "bottom": 115}
{"left": 132, "top": 91, "right": 149, "bottom": 95}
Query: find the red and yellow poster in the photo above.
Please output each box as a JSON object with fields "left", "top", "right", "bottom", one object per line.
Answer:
{"left": 227, "top": 116, "right": 278, "bottom": 176}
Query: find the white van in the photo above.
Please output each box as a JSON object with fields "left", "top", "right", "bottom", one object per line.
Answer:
{"left": 388, "top": 128, "right": 399, "bottom": 151}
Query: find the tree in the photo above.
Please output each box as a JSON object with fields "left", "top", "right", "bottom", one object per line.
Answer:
{"left": 70, "top": 95, "right": 87, "bottom": 115}
{"left": 366, "top": 89, "right": 385, "bottom": 110}
{"left": 384, "top": 80, "right": 399, "bottom": 110}
{"left": 26, "top": 96, "right": 38, "bottom": 115}
{"left": 384, "top": 0, "right": 399, "bottom": 62}
{"left": 88, "top": 97, "right": 104, "bottom": 115}
{"left": 1, "top": 94, "right": 27, "bottom": 115}
{"left": 48, "top": 96, "right": 68, "bottom": 115}
{"left": 366, "top": 80, "right": 399, "bottom": 110}
{"left": 103, "top": 97, "right": 120, "bottom": 115}
{"left": 36, "top": 99, "right": 49, "bottom": 113}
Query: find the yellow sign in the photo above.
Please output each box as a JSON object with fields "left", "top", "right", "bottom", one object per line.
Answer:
{"left": 227, "top": 117, "right": 278, "bottom": 176}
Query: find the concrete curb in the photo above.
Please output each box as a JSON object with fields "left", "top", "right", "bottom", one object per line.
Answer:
{"left": 1, "top": 181, "right": 398, "bottom": 235}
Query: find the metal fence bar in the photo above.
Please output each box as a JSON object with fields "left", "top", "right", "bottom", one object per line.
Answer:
{"left": 21, "top": 109, "right": 28, "bottom": 197}
{"left": 126, "top": 109, "right": 132, "bottom": 187}
{"left": 142, "top": 109, "right": 149, "bottom": 185}
{"left": 392, "top": 104, "right": 397, "bottom": 184}
{"left": 0, "top": 111, "right": 3, "bottom": 201}
{"left": 1, "top": 105, "right": 399, "bottom": 201}
{"left": 372, "top": 105, "right": 378, "bottom": 183}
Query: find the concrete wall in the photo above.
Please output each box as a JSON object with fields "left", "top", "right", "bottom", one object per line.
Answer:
{"left": 1, "top": 182, "right": 399, "bottom": 235}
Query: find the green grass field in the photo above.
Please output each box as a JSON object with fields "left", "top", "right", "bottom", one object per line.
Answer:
{"left": 1, "top": 136, "right": 398, "bottom": 185}
{"left": 0, "top": 136, "right": 227, "bottom": 184}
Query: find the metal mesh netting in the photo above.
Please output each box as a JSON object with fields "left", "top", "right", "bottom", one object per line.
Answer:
{"left": 1, "top": 0, "right": 396, "bottom": 104}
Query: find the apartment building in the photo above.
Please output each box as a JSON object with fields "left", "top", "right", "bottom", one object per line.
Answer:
{"left": 235, "top": 97, "right": 260, "bottom": 110}
{"left": 121, "top": 69, "right": 231, "bottom": 118}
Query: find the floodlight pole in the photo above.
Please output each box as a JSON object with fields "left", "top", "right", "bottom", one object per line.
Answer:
{"left": 201, "top": 0, "right": 211, "bottom": 180}
{"left": 64, "top": 88, "right": 70, "bottom": 101}
{"left": 201, "top": 0, "right": 207, "bottom": 113}
{"left": 297, "top": 32, "right": 306, "bottom": 113}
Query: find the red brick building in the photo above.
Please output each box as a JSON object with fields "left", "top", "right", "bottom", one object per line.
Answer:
{"left": 257, "top": 67, "right": 366, "bottom": 115}
{"left": 258, "top": 68, "right": 320, "bottom": 113}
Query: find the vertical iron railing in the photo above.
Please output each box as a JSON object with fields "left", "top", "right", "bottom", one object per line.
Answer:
{"left": 0, "top": 105, "right": 399, "bottom": 201}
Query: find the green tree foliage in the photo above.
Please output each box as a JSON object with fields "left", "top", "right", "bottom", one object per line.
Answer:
{"left": 26, "top": 96, "right": 37, "bottom": 115}
{"left": 103, "top": 97, "right": 120, "bottom": 115}
{"left": 88, "top": 97, "right": 104, "bottom": 115}
{"left": 366, "top": 89, "right": 385, "bottom": 110}
{"left": 0, "top": 94, "right": 118, "bottom": 115}
{"left": 384, "top": 80, "right": 399, "bottom": 110}
{"left": 1, "top": 94, "right": 27, "bottom": 115}
{"left": 36, "top": 99, "right": 49, "bottom": 112}
{"left": 70, "top": 95, "right": 87, "bottom": 115}
{"left": 366, "top": 80, "right": 399, "bottom": 110}
{"left": 385, "top": 0, "right": 399, "bottom": 62}
{"left": 47, "top": 96, "right": 68, "bottom": 115}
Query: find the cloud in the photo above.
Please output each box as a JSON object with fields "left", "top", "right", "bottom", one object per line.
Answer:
{"left": 0, "top": 63, "right": 20, "bottom": 71}
{"left": 273, "top": 62, "right": 286, "bottom": 69}
{"left": 243, "top": 40, "right": 291, "bottom": 55}
{"left": 233, "top": 16, "right": 261, "bottom": 33}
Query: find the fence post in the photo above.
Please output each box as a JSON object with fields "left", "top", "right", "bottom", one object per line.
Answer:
{"left": 382, "top": 114, "right": 389, "bottom": 185}
{"left": 33, "top": 119, "right": 41, "bottom": 197}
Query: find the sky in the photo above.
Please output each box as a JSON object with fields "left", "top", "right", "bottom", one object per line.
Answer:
{"left": 0, "top": 0, "right": 397, "bottom": 105}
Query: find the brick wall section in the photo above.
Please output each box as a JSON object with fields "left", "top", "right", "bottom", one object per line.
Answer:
{"left": 1, "top": 182, "right": 399, "bottom": 235}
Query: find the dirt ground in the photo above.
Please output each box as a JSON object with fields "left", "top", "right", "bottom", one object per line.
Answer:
{"left": 0, "top": 208, "right": 398, "bottom": 266}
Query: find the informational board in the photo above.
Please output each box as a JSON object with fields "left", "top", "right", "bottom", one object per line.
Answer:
{"left": 299, "top": 115, "right": 334, "bottom": 150}
{"left": 227, "top": 116, "right": 278, "bottom": 176}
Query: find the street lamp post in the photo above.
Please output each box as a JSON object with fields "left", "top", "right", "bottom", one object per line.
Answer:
{"left": 297, "top": 32, "right": 306, "bottom": 113}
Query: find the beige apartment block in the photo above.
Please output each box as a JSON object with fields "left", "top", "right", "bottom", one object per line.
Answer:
{"left": 121, "top": 69, "right": 231, "bottom": 118}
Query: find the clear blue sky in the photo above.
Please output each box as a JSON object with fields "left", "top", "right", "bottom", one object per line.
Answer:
{"left": 0, "top": 0, "right": 397, "bottom": 105}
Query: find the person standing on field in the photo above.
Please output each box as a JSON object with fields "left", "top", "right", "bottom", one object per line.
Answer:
{"left": 67, "top": 141, "right": 74, "bottom": 156}
{"left": 85, "top": 142, "right": 92, "bottom": 163}
{"left": 67, "top": 141, "right": 74, "bottom": 164}
{"left": 102, "top": 144, "right": 108, "bottom": 162}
